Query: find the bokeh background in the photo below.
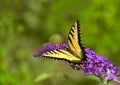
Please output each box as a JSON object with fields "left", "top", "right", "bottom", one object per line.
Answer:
{"left": 0, "top": 0, "right": 120, "bottom": 85}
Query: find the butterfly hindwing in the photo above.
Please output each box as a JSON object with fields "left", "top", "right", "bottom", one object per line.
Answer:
{"left": 68, "top": 20, "right": 85, "bottom": 59}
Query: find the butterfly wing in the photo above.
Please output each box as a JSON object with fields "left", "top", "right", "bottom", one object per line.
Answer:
{"left": 36, "top": 20, "right": 86, "bottom": 64}
{"left": 41, "top": 49, "right": 81, "bottom": 63}
{"left": 68, "top": 20, "right": 85, "bottom": 59}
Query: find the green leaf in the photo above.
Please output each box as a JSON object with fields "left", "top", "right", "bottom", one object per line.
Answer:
{"left": 108, "top": 82, "right": 113, "bottom": 85}
{"left": 85, "top": 75, "right": 100, "bottom": 82}
{"left": 34, "top": 73, "right": 53, "bottom": 82}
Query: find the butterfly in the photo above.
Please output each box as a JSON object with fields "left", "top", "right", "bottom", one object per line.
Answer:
{"left": 38, "top": 20, "right": 87, "bottom": 64}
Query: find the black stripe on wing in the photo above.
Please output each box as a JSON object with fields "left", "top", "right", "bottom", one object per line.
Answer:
{"left": 76, "top": 20, "right": 82, "bottom": 46}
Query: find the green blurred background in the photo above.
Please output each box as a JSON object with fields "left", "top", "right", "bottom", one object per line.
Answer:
{"left": 0, "top": 0, "right": 120, "bottom": 85}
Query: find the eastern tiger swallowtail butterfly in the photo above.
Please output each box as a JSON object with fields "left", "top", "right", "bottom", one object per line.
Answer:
{"left": 34, "top": 20, "right": 87, "bottom": 65}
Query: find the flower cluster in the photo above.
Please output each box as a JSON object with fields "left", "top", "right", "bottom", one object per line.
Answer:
{"left": 72, "top": 47, "right": 120, "bottom": 81}
{"left": 33, "top": 43, "right": 120, "bottom": 82}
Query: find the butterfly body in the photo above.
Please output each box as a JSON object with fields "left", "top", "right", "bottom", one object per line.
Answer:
{"left": 37, "top": 20, "right": 87, "bottom": 65}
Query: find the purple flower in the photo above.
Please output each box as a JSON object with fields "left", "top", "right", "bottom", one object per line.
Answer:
{"left": 33, "top": 43, "right": 120, "bottom": 82}
{"left": 33, "top": 43, "right": 68, "bottom": 57}
{"left": 73, "top": 47, "right": 120, "bottom": 81}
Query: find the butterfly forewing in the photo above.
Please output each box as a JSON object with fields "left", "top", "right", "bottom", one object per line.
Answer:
{"left": 41, "top": 49, "right": 81, "bottom": 63}
{"left": 68, "top": 20, "right": 84, "bottom": 58}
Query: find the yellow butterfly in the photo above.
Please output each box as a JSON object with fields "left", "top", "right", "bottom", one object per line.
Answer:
{"left": 36, "top": 20, "right": 87, "bottom": 64}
